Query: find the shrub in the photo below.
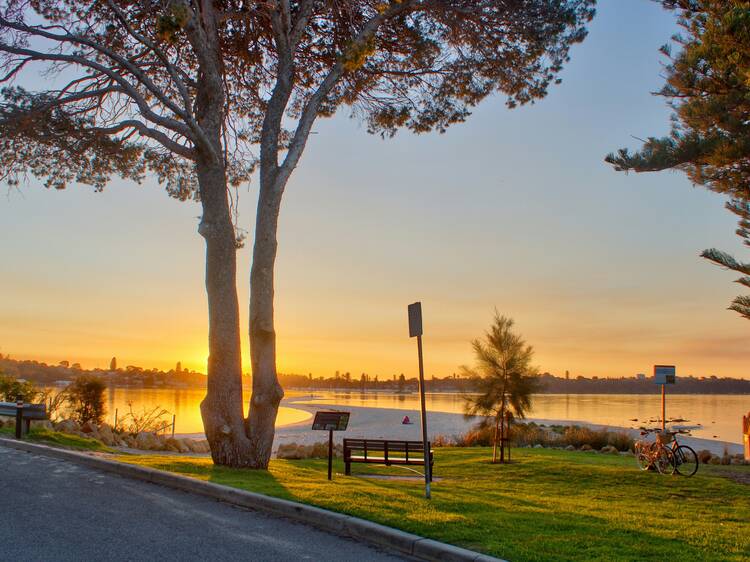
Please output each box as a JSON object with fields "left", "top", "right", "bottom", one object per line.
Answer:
{"left": 66, "top": 375, "right": 106, "bottom": 425}
{"left": 117, "top": 402, "right": 172, "bottom": 435}
{"left": 0, "top": 373, "right": 41, "bottom": 402}
{"left": 697, "top": 449, "right": 713, "bottom": 464}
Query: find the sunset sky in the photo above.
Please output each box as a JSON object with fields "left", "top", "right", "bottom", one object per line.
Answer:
{"left": 1, "top": 0, "right": 748, "bottom": 380}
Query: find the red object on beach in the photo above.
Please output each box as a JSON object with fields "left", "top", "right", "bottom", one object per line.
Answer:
{"left": 402, "top": 415, "right": 411, "bottom": 425}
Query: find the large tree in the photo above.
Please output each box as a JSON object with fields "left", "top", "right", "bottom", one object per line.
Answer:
{"left": 606, "top": 0, "right": 750, "bottom": 319}
{"left": 0, "top": 0, "right": 594, "bottom": 468}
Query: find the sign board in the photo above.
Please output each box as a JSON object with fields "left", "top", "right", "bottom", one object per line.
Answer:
{"left": 654, "top": 365, "right": 676, "bottom": 385}
{"left": 312, "top": 411, "right": 350, "bottom": 431}
{"left": 408, "top": 302, "right": 423, "bottom": 338}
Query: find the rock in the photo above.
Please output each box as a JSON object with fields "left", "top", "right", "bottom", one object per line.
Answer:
{"left": 580, "top": 444, "right": 593, "bottom": 451}
{"left": 31, "top": 419, "right": 53, "bottom": 430}
{"left": 697, "top": 449, "right": 713, "bottom": 464}
{"left": 186, "top": 439, "right": 211, "bottom": 454}
{"left": 708, "top": 455, "right": 721, "bottom": 465}
{"left": 601, "top": 445, "right": 619, "bottom": 454}
{"left": 80, "top": 421, "right": 98, "bottom": 434}
{"left": 134, "top": 432, "right": 161, "bottom": 451}
{"left": 565, "top": 445, "right": 576, "bottom": 451}
{"left": 533, "top": 444, "right": 544, "bottom": 449}
{"left": 55, "top": 419, "right": 80, "bottom": 434}
{"left": 165, "top": 438, "right": 191, "bottom": 454}
{"left": 97, "top": 424, "right": 116, "bottom": 446}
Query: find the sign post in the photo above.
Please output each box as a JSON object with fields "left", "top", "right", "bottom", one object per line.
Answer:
{"left": 653, "top": 365, "right": 676, "bottom": 431}
{"left": 408, "top": 302, "right": 431, "bottom": 500}
{"left": 312, "top": 411, "right": 350, "bottom": 480}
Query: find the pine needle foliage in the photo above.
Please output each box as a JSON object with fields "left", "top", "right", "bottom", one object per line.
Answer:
{"left": 463, "top": 312, "right": 540, "bottom": 463}
{"left": 605, "top": 1, "right": 750, "bottom": 320}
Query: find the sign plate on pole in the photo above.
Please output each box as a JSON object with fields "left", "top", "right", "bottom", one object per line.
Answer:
{"left": 312, "top": 411, "right": 350, "bottom": 481}
{"left": 654, "top": 365, "right": 676, "bottom": 385}
{"left": 408, "top": 302, "right": 423, "bottom": 338}
{"left": 312, "top": 411, "right": 350, "bottom": 431}
{"left": 407, "top": 301, "right": 431, "bottom": 499}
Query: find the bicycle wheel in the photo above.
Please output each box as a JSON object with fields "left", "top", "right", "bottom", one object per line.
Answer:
{"left": 655, "top": 446, "right": 676, "bottom": 475}
{"left": 673, "top": 445, "right": 699, "bottom": 477}
{"left": 636, "top": 451, "right": 651, "bottom": 471}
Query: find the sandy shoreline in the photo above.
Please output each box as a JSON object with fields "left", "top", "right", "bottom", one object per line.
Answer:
{"left": 176, "top": 397, "right": 743, "bottom": 456}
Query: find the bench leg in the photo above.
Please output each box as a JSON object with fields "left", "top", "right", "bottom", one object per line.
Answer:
{"left": 345, "top": 461, "right": 351, "bottom": 476}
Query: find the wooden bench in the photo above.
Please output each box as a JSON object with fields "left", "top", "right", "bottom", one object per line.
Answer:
{"left": 0, "top": 401, "right": 48, "bottom": 437}
{"left": 343, "top": 438, "right": 433, "bottom": 480}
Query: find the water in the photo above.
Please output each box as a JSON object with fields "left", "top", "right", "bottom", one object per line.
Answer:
{"left": 100, "top": 387, "right": 310, "bottom": 434}
{"left": 292, "top": 391, "right": 749, "bottom": 444}
{"left": 94, "top": 388, "right": 748, "bottom": 443}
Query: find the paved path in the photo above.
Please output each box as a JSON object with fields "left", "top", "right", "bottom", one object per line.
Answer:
{"left": 0, "top": 445, "right": 404, "bottom": 561}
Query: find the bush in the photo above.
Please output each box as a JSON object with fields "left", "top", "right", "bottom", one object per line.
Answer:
{"left": 437, "top": 421, "right": 635, "bottom": 452}
{"left": 0, "top": 373, "right": 41, "bottom": 402}
{"left": 66, "top": 375, "right": 106, "bottom": 425}
{"left": 117, "top": 402, "right": 172, "bottom": 435}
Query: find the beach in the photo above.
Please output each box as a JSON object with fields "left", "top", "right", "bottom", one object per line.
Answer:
{"left": 273, "top": 397, "right": 744, "bottom": 457}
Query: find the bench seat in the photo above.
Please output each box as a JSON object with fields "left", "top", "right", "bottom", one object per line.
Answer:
{"left": 344, "top": 438, "right": 433, "bottom": 480}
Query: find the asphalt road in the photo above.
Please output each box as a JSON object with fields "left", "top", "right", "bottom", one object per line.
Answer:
{"left": 0, "top": 445, "right": 404, "bottom": 561}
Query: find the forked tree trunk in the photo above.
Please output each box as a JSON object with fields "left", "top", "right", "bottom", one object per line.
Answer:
{"left": 197, "top": 158, "right": 256, "bottom": 466}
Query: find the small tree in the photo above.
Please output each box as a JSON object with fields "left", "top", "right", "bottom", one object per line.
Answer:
{"left": 66, "top": 375, "right": 107, "bottom": 425}
{"left": 0, "top": 372, "right": 40, "bottom": 402}
{"left": 463, "top": 313, "right": 539, "bottom": 463}
{"left": 109, "top": 357, "right": 117, "bottom": 371}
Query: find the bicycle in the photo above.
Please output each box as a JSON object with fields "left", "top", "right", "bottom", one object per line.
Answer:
{"left": 661, "top": 429, "right": 699, "bottom": 477}
{"left": 634, "top": 429, "right": 675, "bottom": 475}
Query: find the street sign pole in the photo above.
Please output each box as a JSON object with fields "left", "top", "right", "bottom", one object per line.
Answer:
{"left": 661, "top": 384, "right": 666, "bottom": 432}
{"left": 408, "top": 302, "right": 431, "bottom": 500}
{"left": 328, "top": 429, "right": 333, "bottom": 481}
{"left": 654, "top": 365, "right": 676, "bottom": 432}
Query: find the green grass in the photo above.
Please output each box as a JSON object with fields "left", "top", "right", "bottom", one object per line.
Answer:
{"left": 115, "top": 447, "right": 750, "bottom": 561}
{"left": 0, "top": 426, "right": 114, "bottom": 452}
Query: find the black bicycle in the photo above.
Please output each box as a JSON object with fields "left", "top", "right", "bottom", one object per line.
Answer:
{"left": 662, "top": 430, "right": 699, "bottom": 477}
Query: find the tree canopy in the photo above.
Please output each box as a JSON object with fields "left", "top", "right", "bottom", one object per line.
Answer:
{"left": 606, "top": 0, "right": 750, "bottom": 319}
{"left": 1, "top": 0, "right": 595, "bottom": 194}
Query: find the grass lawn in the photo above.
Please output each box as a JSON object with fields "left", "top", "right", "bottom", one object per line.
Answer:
{"left": 0, "top": 426, "right": 115, "bottom": 452}
{"left": 116, "top": 447, "right": 749, "bottom": 561}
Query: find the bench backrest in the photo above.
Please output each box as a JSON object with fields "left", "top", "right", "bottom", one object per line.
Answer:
{"left": 343, "top": 438, "right": 431, "bottom": 453}
{"left": 0, "top": 402, "right": 48, "bottom": 420}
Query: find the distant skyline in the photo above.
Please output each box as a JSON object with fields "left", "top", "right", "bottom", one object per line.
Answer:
{"left": 2, "top": 1, "right": 749, "bottom": 380}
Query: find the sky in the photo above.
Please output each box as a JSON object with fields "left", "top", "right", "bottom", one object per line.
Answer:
{"left": 1, "top": 1, "right": 748, "bottom": 380}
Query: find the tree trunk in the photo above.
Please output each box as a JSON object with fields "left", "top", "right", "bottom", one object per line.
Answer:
{"left": 499, "top": 406, "right": 506, "bottom": 463}
{"left": 197, "top": 158, "right": 255, "bottom": 466}
{"left": 247, "top": 175, "right": 285, "bottom": 468}
{"left": 492, "top": 413, "right": 500, "bottom": 464}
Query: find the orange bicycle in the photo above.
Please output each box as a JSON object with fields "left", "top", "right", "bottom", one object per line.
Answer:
{"left": 635, "top": 429, "right": 675, "bottom": 475}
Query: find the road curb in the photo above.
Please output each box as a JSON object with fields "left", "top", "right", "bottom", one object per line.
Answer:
{"left": 0, "top": 438, "right": 504, "bottom": 562}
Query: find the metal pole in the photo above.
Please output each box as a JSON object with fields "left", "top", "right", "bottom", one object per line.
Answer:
{"left": 171, "top": 414, "right": 176, "bottom": 438}
{"left": 327, "top": 429, "right": 333, "bottom": 481}
{"left": 114, "top": 408, "right": 118, "bottom": 430}
{"left": 416, "top": 335, "right": 431, "bottom": 499}
{"left": 661, "top": 385, "right": 666, "bottom": 432}
{"left": 15, "top": 398, "right": 23, "bottom": 439}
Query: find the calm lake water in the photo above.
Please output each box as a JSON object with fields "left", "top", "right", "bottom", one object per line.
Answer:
{"left": 98, "top": 388, "right": 748, "bottom": 444}
{"left": 294, "top": 392, "right": 749, "bottom": 444}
